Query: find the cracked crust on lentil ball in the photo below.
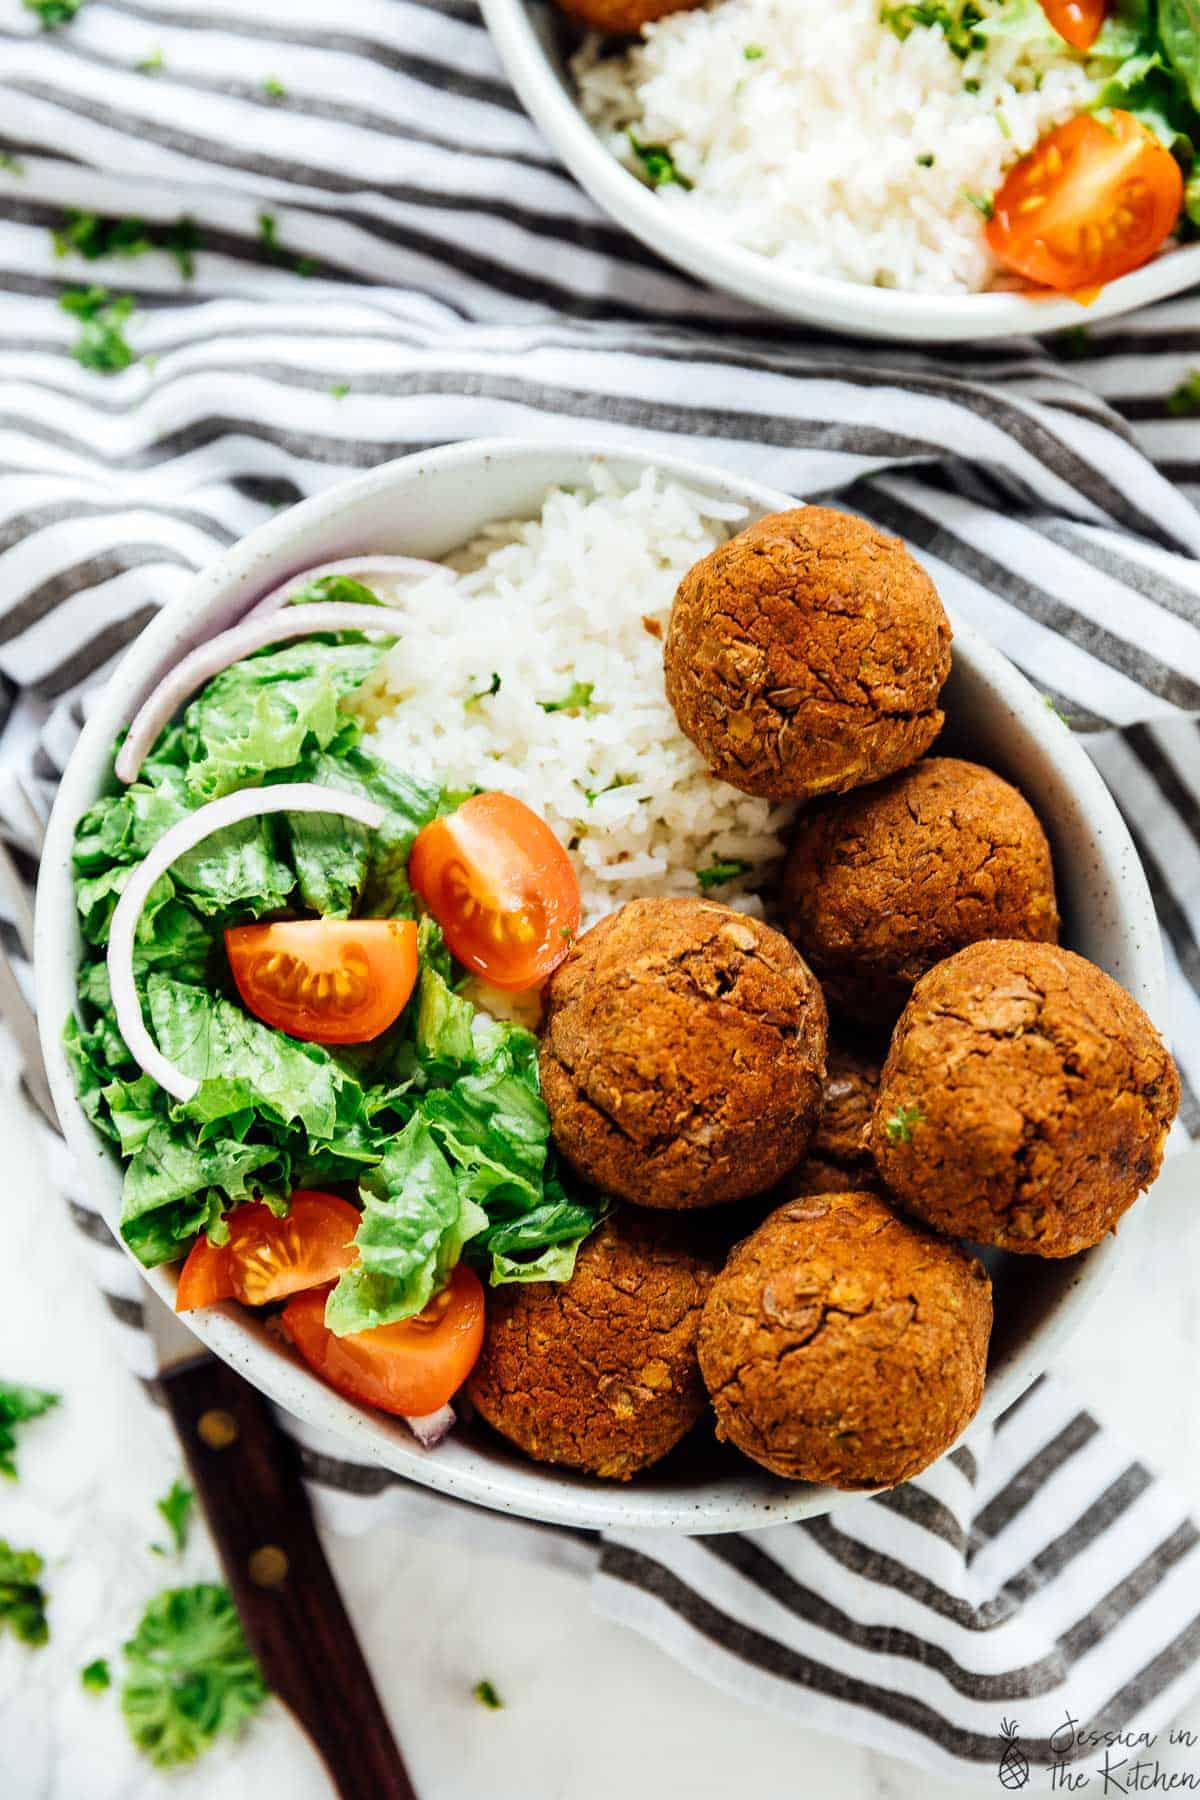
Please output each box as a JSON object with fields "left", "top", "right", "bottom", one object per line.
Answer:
{"left": 871, "top": 939, "right": 1180, "bottom": 1258}
{"left": 781, "top": 758, "right": 1060, "bottom": 1029}
{"left": 698, "top": 1190, "right": 992, "bottom": 1488}
{"left": 466, "top": 1210, "right": 718, "bottom": 1480}
{"left": 663, "top": 507, "right": 952, "bottom": 803}
{"left": 539, "top": 896, "right": 828, "bottom": 1209}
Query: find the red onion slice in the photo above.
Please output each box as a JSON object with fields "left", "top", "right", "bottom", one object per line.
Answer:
{"left": 247, "top": 555, "right": 448, "bottom": 621}
{"left": 105, "top": 783, "right": 387, "bottom": 1102}
{"left": 405, "top": 1404, "right": 456, "bottom": 1448}
{"left": 115, "top": 603, "right": 410, "bottom": 786}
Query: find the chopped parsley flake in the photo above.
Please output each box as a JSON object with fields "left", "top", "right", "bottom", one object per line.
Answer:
{"left": 1043, "top": 693, "right": 1070, "bottom": 724}
{"left": 879, "top": 1, "right": 982, "bottom": 58}
{"left": 0, "top": 151, "right": 25, "bottom": 176}
{"left": 538, "top": 680, "right": 595, "bottom": 715}
{"left": 628, "top": 132, "right": 692, "bottom": 191}
{"left": 23, "top": 0, "right": 86, "bottom": 28}
{"left": 121, "top": 1584, "right": 266, "bottom": 1768}
{"left": 137, "top": 47, "right": 164, "bottom": 72}
{"left": 743, "top": 42, "right": 765, "bottom": 58}
{"left": 964, "top": 76, "right": 980, "bottom": 93}
{"left": 960, "top": 188, "right": 994, "bottom": 219}
{"left": 54, "top": 211, "right": 153, "bottom": 261}
{"left": 257, "top": 212, "right": 316, "bottom": 276}
{"left": 329, "top": 381, "right": 350, "bottom": 399}
{"left": 0, "top": 1381, "right": 58, "bottom": 1480}
{"left": 465, "top": 672, "right": 502, "bottom": 709}
{"left": 584, "top": 774, "right": 634, "bottom": 805}
{"left": 0, "top": 1541, "right": 49, "bottom": 1646}
{"left": 885, "top": 1103, "right": 925, "bottom": 1145}
{"left": 151, "top": 1478, "right": 194, "bottom": 1557}
{"left": 996, "top": 107, "right": 1011, "bottom": 139}
{"left": 696, "top": 857, "right": 752, "bottom": 891}
{"left": 1167, "top": 370, "right": 1200, "bottom": 416}
{"left": 474, "top": 1679, "right": 503, "bottom": 1710}
{"left": 60, "top": 287, "right": 137, "bottom": 374}
{"left": 262, "top": 76, "right": 287, "bottom": 100}
{"left": 916, "top": 152, "right": 935, "bottom": 167}
{"left": 52, "top": 211, "right": 200, "bottom": 279}
{"left": 82, "top": 1658, "right": 112, "bottom": 1692}
{"left": 1058, "top": 325, "right": 1090, "bottom": 359}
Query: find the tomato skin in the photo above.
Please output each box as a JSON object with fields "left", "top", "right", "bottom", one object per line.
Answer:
{"left": 281, "top": 1264, "right": 486, "bottom": 1417}
{"left": 225, "top": 919, "right": 419, "bottom": 1045}
{"left": 175, "top": 1191, "right": 361, "bottom": 1312}
{"left": 175, "top": 1238, "right": 236, "bottom": 1312}
{"left": 408, "top": 792, "right": 581, "bottom": 992}
{"left": 987, "top": 112, "right": 1183, "bottom": 292}
{"left": 1038, "top": 0, "right": 1106, "bottom": 49}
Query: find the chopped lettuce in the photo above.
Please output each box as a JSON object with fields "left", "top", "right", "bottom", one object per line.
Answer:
{"left": 148, "top": 975, "right": 348, "bottom": 1140}
{"left": 324, "top": 1116, "right": 487, "bottom": 1333}
{"left": 69, "top": 640, "right": 602, "bottom": 1298}
{"left": 180, "top": 640, "right": 383, "bottom": 802}
{"left": 120, "top": 1124, "right": 289, "bottom": 1268}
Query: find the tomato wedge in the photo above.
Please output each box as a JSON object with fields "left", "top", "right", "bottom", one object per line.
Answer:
{"left": 408, "top": 793, "right": 581, "bottom": 991}
{"left": 987, "top": 112, "right": 1182, "bottom": 292}
{"left": 225, "top": 918, "right": 418, "bottom": 1044}
{"left": 1037, "top": 0, "right": 1106, "bottom": 50}
{"left": 281, "top": 1264, "right": 485, "bottom": 1417}
{"left": 175, "top": 1191, "right": 361, "bottom": 1312}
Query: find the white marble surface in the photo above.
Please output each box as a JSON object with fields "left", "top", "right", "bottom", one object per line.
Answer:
{"left": 4, "top": 1068, "right": 1200, "bottom": 1800}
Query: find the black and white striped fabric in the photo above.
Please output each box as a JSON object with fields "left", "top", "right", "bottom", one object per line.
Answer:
{"left": 5, "top": 0, "right": 1200, "bottom": 1780}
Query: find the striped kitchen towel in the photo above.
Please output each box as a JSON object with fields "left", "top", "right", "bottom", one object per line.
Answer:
{"left": 4, "top": 0, "right": 1200, "bottom": 1783}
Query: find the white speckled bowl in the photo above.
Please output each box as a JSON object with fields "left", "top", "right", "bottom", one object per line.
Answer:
{"left": 481, "top": 0, "right": 1200, "bottom": 342}
{"left": 36, "top": 438, "right": 1167, "bottom": 1533}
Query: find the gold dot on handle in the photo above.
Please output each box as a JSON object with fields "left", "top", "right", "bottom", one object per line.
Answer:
{"left": 197, "top": 1408, "right": 238, "bottom": 1449}
{"left": 248, "top": 1544, "right": 289, "bottom": 1588}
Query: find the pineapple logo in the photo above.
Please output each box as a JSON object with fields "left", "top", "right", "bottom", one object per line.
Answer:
{"left": 998, "top": 1719, "right": 1030, "bottom": 1790}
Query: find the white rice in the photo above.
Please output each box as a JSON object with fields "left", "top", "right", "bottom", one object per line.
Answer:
{"left": 356, "top": 465, "right": 798, "bottom": 926}
{"left": 573, "top": 0, "right": 1099, "bottom": 294}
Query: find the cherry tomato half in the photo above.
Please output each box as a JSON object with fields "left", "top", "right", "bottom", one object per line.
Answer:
{"left": 408, "top": 793, "right": 581, "bottom": 991}
{"left": 225, "top": 918, "right": 419, "bottom": 1044}
{"left": 281, "top": 1263, "right": 486, "bottom": 1417}
{"left": 175, "top": 1191, "right": 361, "bottom": 1312}
{"left": 987, "top": 111, "right": 1183, "bottom": 292}
{"left": 1037, "top": 0, "right": 1107, "bottom": 50}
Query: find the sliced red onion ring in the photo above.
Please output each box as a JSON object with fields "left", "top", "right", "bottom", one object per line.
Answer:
{"left": 245, "top": 555, "right": 449, "bottom": 622}
{"left": 405, "top": 1404, "right": 456, "bottom": 1448}
{"left": 115, "top": 603, "right": 411, "bottom": 786}
{"left": 106, "top": 783, "right": 387, "bottom": 1103}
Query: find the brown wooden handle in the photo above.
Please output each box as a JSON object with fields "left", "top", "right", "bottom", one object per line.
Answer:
{"left": 160, "top": 1356, "right": 418, "bottom": 1800}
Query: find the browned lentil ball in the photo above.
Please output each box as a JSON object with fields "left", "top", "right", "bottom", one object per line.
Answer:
{"left": 467, "top": 1210, "right": 717, "bottom": 1480}
{"left": 781, "top": 757, "right": 1059, "bottom": 1028}
{"left": 540, "top": 896, "right": 827, "bottom": 1209}
{"left": 698, "top": 1190, "right": 992, "bottom": 1489}
{"left": 871, "top": 939, "right": 1180, "bottom": 1258}
{"left": 664, "top": 507, "right": 951, "bottom": 803}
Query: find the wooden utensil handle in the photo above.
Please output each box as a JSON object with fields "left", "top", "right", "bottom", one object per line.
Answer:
{"left": 160, "top": 1356, "right": 418, "bottom": 1800}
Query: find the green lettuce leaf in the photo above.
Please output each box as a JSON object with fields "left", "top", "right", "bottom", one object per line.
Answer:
{"left": 325, "top": 1115, "right": 486, "bottom": 1334}
{"left": 168, "top": 818, "right": 294, "bottom": 921}
{"left": 120, "top": 1123, "right": 288, "bottom": 1267}
{"left": 1161, "top": 0, "right": 1200, "bottom": 107}
{"left": 287, "top": 743, "right": 448, "bottom": 918}
{"left": 181, "top": 640, "right": 382, "bottom": 802}
{"left": 147, "top": 975, "right": 348, "bottom": 1140}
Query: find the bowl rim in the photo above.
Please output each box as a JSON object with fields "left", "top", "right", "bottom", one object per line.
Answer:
{"left": 480, "top": 0, "right": 1200, "bottom": 343}
{"left": 34, "top": 434, "right": 1168, "bottom": 1533}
